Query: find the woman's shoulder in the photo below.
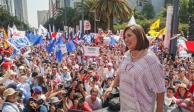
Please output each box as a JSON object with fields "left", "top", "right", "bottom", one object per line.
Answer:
{"left": 143, "top": 50, "right": 160, "bottom": 65}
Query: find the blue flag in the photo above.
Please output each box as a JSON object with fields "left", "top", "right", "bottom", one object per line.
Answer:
{"left": 56, "top": 49, "right": 62, "bottom": 63}
{"left": 33, "top": 35, "right": 43, "bottom": 45}
{"left": 109, "top": 36, "right": 117, "bottom": 46}
{"left": 46, "top": 39, "right": 56, "bottom": 53}
{"left": 66, "top": 40, "right": 76, "bottom": 53}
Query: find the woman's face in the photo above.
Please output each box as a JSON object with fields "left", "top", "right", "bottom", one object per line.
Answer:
{"left": 124, "top": 29, "right": 137, "bottom": 50}
{"left": 178, "top": 87, "right": 186, "bottom": 95}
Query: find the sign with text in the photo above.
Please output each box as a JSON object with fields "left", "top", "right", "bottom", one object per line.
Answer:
{"left": 7, "top": 36, "right": 30, "bottom": 50}
{"left": 83, "top": 46, "right": 100, "bottom": 56}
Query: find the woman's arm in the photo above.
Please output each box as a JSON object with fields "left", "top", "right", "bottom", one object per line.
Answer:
{"left": 156, "top": 92, "right": 164, "bottom": 112}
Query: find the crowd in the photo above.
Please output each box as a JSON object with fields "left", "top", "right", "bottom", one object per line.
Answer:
{"left": 0, "top": 26, "right": 193, "bottom": 112}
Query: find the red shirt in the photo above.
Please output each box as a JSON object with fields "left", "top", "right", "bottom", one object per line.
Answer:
{"left": 70, "top": 101, "right": 93, "bottom": 112}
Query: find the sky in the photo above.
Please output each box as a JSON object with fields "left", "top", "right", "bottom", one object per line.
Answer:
{"left": 27, "top": 0, "right": 49, "bottom": 28}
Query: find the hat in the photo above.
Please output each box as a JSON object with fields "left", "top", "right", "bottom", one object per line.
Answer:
{"left": 178, "top": 83, "right": 187, "bottom": 89}
{"left": 3, "top": 88, "right": 17, "bottom": 99}
{"left": 33, "top": 86, "right": 42, "bottom": 94}
{"left": 49, "top": 97, "right": 60, "bottom": 104}
{"left": 3, "top": 70, "right": 17, "bottom": 79}
{"left": 63, "top": 66, "right": 69, "bottom": 70}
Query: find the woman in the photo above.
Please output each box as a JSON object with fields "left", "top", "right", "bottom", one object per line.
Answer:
{"left": 175, "top": 83, "right": 190, "bottom": 99}
{"left": 104, "top": 24, "right": 165, "bottom": 112}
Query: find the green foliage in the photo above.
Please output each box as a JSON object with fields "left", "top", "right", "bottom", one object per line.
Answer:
{"left": 179, "top": 0, "right": 189, "bottom": 23}
{"left": 141, "top": 3, "right": 155, "bottom": 19}
{"left": 179, "top": 23, "right": 189, "bottom": 36}
{"left": 0, "top": 8, "right": 29, "bottom": 30}
{"left": 44, "top": 7, "right": 80, "bottom": 31}
{"left": 188, "top": 0, "right": 194, "bottom": 16}
{"left": 93, "top": 0, "right": 132, "bottom": 30}
{"left": 113, "top": 23, "right": 127, "bottom": 31}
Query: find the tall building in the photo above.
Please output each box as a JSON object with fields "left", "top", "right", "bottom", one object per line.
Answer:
{"left": 14, "top": 0, "right": 28, "bottom": 24}
{"left": 37, "top": 10, "right": 49, "bottom": 26}
{"left": 0, "top": 0, "right": 15, "bottom": 16}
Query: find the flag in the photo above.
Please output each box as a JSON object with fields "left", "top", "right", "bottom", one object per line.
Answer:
{"left": 158, "top": 27, "right": 166, "bottom": 36}
{"left": 185, "top": 41, "right": 194, "bottom": 52}
{"left": 128, "top": 15, "right": 136, "bottom": 25}
{"left": 158, "top": 27, "right": 166, "bottom": 39}
{"left": 66, "top": 40, "right": 76, "bottom": 53}
{"left": 37, "top": 25, "right": 48, "bottom": 36}
{"left": 109, "top": 36, "right": 117, "bottom": 46}
{"left": 33, "top": 35, "right": 44, "bottom": 45}
{"left": 55, "top": 45, "right": 62, "bottom": 63}
{"left": 46, "top": 39, "right": 56, "bottom": 53}
{"left": 148, "top": 30, "right": 159, "bottom": 37}
{"left": 3, "top": 30, "right": 9, "bottom": 49}
{"left": 150, "top": 19, "right": 160, "bottom": 30}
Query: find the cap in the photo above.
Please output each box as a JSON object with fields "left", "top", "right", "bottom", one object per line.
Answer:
{"left": 33, "top": 86, "right": 42, "bottom": 94}
{"left": 3, "top": 88, "right": 17, "bottom": 99}
{"left": 49, "top": 97, "right": 60, "bottom": 104}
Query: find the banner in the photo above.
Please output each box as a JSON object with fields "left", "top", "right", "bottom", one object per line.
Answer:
{"left": 84, "top": 20, "right": 91, "bottom": 31}
{"left": 7, "top": 36, "right": 30, "bottom": 50}
{"left": 83, "top": 46, "right": 100, "bottom": 56}
{"left": 177, "top": 37, "right": 191, "bottom": 57}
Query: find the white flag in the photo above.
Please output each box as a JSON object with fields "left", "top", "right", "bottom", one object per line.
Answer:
{"left": 38, "top": 24, "right": 48, "bottom": 36}
{"left": 128, "top": 15, "right": 136, "bottom": 25}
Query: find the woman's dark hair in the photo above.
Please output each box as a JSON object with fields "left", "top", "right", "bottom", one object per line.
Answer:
{"left": 123, "top": 24, "right": 149, "bottom": 51}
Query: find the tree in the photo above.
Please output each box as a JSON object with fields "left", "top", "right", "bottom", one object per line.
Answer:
{"left": 188, "top": 0, "right": 194, "bottom": 16}
{"left": 179, "top": 0, "right": 189, "bottom": 23}
{"left": 95, "top": 0, "right": 132, "bottom": 31}
{"left": 0, "top": 8, "right": 29, "bottom": 30}
{"left": 141, "top": 3, "right": 155, "bottom": 19}
{"left": 44, "top": 7, "right": 80, "bottom": 31}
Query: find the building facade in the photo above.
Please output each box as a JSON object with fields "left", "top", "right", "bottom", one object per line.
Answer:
{"left": 37, "top": 10, "right": 49, "bottom": 26}
{"left": 0, "top": 0, "right": 15, "bottom": 16}
{"left": 14, "top": 0, "right": 28, "bottom": 24}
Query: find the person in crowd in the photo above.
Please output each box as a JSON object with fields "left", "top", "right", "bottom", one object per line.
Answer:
{"left": 2, "top": 88, "right": 21, "bottom": 112}
{"left": 175, "top": 83, "right": 190, "bottom": 100}
{"left": 85, "top": 87, "right": 102, "bottom": 110}
{"left": 104, "top": 24, "right": 165, "bottom": 112}
{"left": 164, "top": 87, "right": 177, "bottom": 111}
{"left": 69, "top": 93, "right": 92, "bottom": 112}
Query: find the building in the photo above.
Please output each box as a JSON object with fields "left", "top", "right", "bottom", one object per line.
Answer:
{"left": 128, "top": 0, "right": 165, "bottom": 15}
{"left": 0, "top": 0, "right": 15, "bottom": 16}
{"left": 37, "top": 10, "right": 49, "bottom": 26}
{"left": 14, "top": 0, "right": 28, "bottom": 24}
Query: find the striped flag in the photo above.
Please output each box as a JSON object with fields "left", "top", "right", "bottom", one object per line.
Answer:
{"left": 49, "top": 0, "right": 59, "bottom": 18}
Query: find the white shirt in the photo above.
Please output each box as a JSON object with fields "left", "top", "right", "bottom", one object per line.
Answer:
{"left": 85, "top": 95, "right": 102, "bottom": 110}
{"left": 2, "top": 102, "right": 20, "bottom": 112}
